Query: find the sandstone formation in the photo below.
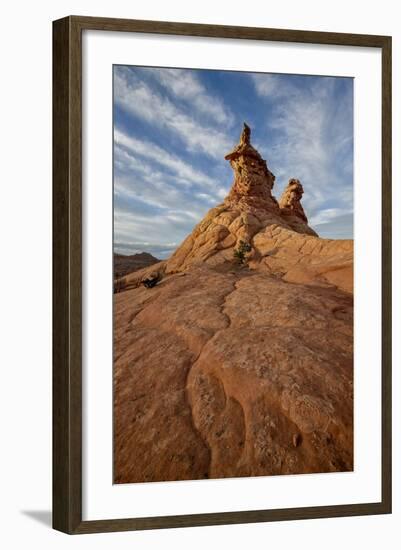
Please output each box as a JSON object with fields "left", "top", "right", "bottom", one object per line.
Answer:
{"left": 114, "top": 123, "right": 354, "bottom": 483}
{"left": 119, "top": 124, "right": 352, "bottom": 293}
{"left": 279, "top": 178, "right": 318, "bottom": 236}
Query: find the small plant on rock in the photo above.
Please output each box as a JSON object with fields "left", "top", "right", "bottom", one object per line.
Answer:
{"left": 233, "top": 240, "right": 252, "bottom": 265}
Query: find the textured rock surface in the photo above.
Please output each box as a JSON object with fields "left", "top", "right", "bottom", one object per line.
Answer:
{"left": 250, "top": 224, "right": 353, "bottom": 293}
{"left": 114, "top": 266, "right": 353, "bottom": 483}
{"left": 279, "top": 178, "right": 318, "bottom": 236}
{"left": 114, "top": 123, "right": 354, "bottom": 483}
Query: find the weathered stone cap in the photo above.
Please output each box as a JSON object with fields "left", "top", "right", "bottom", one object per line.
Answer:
{"left": 224, "top": 122, "right": 263, "bottom": 162}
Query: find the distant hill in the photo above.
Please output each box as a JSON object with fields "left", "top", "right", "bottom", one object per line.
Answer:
{"left": 114, "top": 252, "right": 159, "bottom": 279}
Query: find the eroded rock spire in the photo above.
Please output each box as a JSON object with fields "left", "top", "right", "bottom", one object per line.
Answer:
{"left": 224, "top": 123, "right": 279, "bottom": 211}
{"left": 239, "top": 121, "right": 251, "bottom": 146}
{"left": 279, "top": 178, "right": 308, "bottom": 223}
{"left": 278, "top": 178, "right": 317, "bottom": 237}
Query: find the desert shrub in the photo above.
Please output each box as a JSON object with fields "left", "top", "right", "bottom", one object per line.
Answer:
{"left": 233, "top": 240, "right": 252, "bottom": 264}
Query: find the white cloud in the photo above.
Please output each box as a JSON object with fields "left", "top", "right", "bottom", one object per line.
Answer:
{"left": 310, "top": 207, "right": 353, "bottom": 227}
{"left": 145, "top": 68, "right": 233, "bottom": 126}
{"left": 114, "top": 68, "right": 233, "bottom": 159}
{"left": 195, "top": 192, "right": 217, "bottom": 204}
{"left": 251, "top": 74, "right": 280, "bottom": 97}
{"left": 216, "top": 187, "right": 228, "bottom": 198}
{"left": 115, "top": 129, "right": 220, "bottom": 190}
{"left": 251, "top": 73, "right": 298, "bottom": 99}
{"left": 313, "top": 213, "right": 353, "bottom": 240}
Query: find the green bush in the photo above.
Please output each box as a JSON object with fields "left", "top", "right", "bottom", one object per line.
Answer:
{"left": 233, "top": 240, "right": 252, "bottom": 264}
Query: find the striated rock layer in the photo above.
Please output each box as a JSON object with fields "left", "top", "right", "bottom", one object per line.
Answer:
{"left": 114, "top": 123, "right": 353, "bottom": 483}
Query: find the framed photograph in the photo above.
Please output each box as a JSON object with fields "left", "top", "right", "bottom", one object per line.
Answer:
{"left": 53, "top": 16, "right": 392, "bottom": 534}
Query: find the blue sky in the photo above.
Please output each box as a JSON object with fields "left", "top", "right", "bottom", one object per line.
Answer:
{"left": 114, "top": 65, "right": 353, "bottom": 259}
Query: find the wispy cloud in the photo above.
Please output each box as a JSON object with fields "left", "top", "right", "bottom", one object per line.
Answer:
{"left": 251, "top": 73, "right": 297, "bottom": 98}
{"left": 114, "top": 67, "right": 233, "bottom": 159}
{"left": 115, "top": 129, "right": 220, "bottom": 190}
{"left": 252, "top": 74, "right": 353, "bottom": 235}
{"left": 145, "top": 67, "right": 233, "bottom": 126}
{"left": 313, "top": 213, "right": 353, "bottom": 240}
{"left": 310, "top": 207, "right": 353, "bottom": 227}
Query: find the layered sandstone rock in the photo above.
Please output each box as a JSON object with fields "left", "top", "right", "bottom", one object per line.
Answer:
{"left": 114, "top": 266, "right": 353, "bottom": 483}
{"left": 224, "top": 122, "right": 279, "bottom": 210}
{"left": 114, "top": 123, "right": 354, "bottom": 483}
{"left": 279, "top": 178, "right": 318, "bottom": 236}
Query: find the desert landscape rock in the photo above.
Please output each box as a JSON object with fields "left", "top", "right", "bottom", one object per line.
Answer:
{"left": 114, "top": 123, "right": 353, "bottom": 483}
{"left": 114, "top": 252, "right": 159, "bottom": 279}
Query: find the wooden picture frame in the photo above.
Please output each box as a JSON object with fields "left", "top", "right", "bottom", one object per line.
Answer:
{"left": 53, "top": 15, "right": 392, "bottom": 534}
